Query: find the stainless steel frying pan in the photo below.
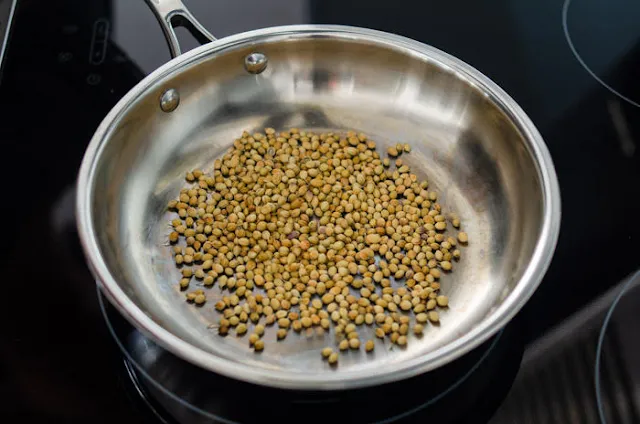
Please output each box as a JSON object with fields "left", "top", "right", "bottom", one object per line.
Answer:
{"left": 76, "top": 0, "right": 561, "bottom": 390}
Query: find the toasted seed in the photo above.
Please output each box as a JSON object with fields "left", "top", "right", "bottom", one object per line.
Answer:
{"left": 365, "top": 340, "right": 375, "bottom": 352}
{"left": 249, "top": 333, "right": 259, "bottom": 345}
{"left": 167, "top": 128, "right": 467, "bottom": 361}
{"left": 365, "top": 233, "right": 381, "bottom": 244}
{"left": 278, "top": 318, "right": 291, "bottom": 328}
{"left": 339, "top": 339, "right": 349, "bottom": 351}
{"left": 349, "top": 338, "right": 360, "bottom": 349}
{"left": 400, "top": 300, "right": 412, "bottom": 311}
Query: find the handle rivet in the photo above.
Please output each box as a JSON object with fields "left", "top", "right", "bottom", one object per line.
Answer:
{"left": 244, "top": 52, "right": 268, "bottom": 74}
{"left": 160, "top": 88, "right": 180, "bottom": 113}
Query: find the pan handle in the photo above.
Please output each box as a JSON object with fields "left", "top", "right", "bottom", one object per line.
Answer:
{"left": 144, "top": 0, "right": 216, "bottom": 58}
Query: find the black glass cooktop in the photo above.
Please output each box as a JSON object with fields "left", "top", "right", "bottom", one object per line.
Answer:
{"left": 1, "top": 0, "right": 639, "bottom": 422}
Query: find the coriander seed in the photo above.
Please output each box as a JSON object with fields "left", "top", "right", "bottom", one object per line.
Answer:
{"left": 165, "top": 128, "right": 468, "bottom": 361}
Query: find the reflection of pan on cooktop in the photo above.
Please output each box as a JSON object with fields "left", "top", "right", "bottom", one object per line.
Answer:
{"left": 99, "top": 289, "right": 524, "bottom": 424}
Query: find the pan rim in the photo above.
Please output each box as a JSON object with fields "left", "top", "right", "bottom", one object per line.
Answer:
{"left": 76, "top": 24, "right": 561, "bottom": 390}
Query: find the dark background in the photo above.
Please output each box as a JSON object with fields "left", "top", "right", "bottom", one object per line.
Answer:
{"left": 0, "top": 0, "right": 639, "bottom": 422}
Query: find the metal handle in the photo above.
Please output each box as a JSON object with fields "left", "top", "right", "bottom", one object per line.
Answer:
{"left": 144, "top": 0, "right": 216, "bottom": 58}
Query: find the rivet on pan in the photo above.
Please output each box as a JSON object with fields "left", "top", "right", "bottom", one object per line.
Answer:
{"left": 160, "top": 88, "right": 180, "bottom": 113}
{"left": 244, "top": 52, "right": 268, "bottom": 74}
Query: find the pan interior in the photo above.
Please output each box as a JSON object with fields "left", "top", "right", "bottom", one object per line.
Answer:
{"left": 87, "top": 33, "right": 545, "bottom": 381}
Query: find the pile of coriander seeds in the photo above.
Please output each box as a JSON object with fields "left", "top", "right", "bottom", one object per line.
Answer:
{"left": 166, "top": 128, "right": 468, "bottom": 366}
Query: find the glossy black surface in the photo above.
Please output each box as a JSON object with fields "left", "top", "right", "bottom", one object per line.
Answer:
{"left": 1, "top": 0, "right": 639, "bottom": 422}
{"left": 102, "top": 292, "right": 523, "bottom": 424}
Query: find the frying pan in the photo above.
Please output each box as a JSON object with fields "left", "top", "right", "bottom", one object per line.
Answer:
{"left": 76, "top": 0, "right": 561, "bottom": 390}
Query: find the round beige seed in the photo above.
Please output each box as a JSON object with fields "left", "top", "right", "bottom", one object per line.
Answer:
{"left": 249, "top": 333, "right": 259, "bottom": 345}
{"left": 301, "top": 316, "right": 312, "bottom": 328}
{"left": 349, "top": 338, "right": 360, "bottom": 349}
{"left": 365, "top": 233, "right": 381, "bottom": 244}
{"left": 278, "top": 318, "right": 291, "bottom": 328}
{"left": 339, "top": 339, "right": 349, "bottom": 351}
{"left": 167, "top": 128, "right": 467, "bottom": 361}
{"left": 365, "top": 340, "right": 375, "bottom": 352}
{"left": 400, "top": 300, "right": 412, "bottom": 311}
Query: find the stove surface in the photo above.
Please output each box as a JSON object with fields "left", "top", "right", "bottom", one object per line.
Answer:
{"left": 1, "top": 0, "right": 639, "bottom": 422}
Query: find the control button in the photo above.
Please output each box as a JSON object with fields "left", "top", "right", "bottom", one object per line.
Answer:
{"left": 86, "top": 73, "right": 101, "bottom": 86}
{"left": 57, "top": 52, "right": 73, "bottom": 63}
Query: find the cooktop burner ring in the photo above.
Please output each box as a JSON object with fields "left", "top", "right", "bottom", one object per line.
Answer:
{"left": 98, "top": 285, "right": 243, "bottom": 424}
{"left": 595, "top": 269, "right": 640, "bottom": 424}
{"left": 562, "top": 0, "right": 640, "bottom": 108}
{"left": 97, "top": 285, "right": 505, "bottom": 423}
